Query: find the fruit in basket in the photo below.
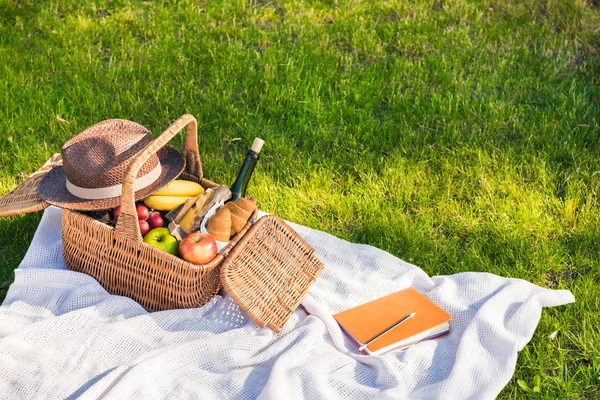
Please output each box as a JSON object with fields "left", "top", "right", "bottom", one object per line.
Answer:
{"left": 143, "top": 180, "right": 205, "bottom": 211}
{"left": 136, "top": 203, "right": 150, "bottom": 220}
{"left": 139, "top": 219, "right": 150, "bottom": 235}
{"left": 143, "top": 195, "right": 194, "bottom": 211}
{"left": 147, "top": 211, "right": 164, "bottom": 229}
{"left": 152, "top": 180, "right": 204, "bottom": 197}
{"left": 112, "top": 206, "right": 121, "bottom": 220}
{"left": 179, "top": 232, "right": 218, "bottom": 264}
{"left": 143, "top": 227, "right": 179, "bottom": 256}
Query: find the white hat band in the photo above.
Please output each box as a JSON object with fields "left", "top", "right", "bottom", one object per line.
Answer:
{"left": 65, "top": 163, "right": 162, "bottom": 200}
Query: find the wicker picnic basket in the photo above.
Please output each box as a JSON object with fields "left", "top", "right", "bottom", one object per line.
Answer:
{"left": 0, "top": 114, "right": 324, "bottom": 332}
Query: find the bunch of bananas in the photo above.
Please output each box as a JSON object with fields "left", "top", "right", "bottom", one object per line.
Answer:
{"left": 143, "top": 180, "right": 204, "bottom": 211}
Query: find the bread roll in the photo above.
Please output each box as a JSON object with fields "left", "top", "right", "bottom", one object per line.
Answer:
{"left": 206, "top": 207, "right": 232, "bottom": 242}
{"left": 224, "top": 196, "right": 257, "bottom": 237}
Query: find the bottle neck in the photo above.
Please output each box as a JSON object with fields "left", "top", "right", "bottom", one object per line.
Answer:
{"left": 230, "top": 150, "right": 259, "bottom": 201}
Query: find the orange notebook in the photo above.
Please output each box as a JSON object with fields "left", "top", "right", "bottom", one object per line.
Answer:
{"left": 333, "top": 288, "right": 452, "bottom": 355}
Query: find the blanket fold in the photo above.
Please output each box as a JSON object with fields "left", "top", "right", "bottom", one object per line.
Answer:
{"left": 0, "top": 207, "right": 574, "bottom": 399}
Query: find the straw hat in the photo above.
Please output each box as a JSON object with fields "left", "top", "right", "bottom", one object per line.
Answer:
{"left": 38, "top": 119, "right": 185, "bottom": 211}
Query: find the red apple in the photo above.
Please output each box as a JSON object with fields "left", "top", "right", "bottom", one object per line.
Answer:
{"left": 136, "top": 203, "right": 150, "bottom": 220}
{"left": 147, "top": 211, "right": 164, "bottom": 229}
{"left": 179, "top": 232, "right": 218, "bottom": 265}
{"left": 112, "top": 206, "right": 121, "bottom": 220}
{"left": 139, "top": 219, "right": 150, "bottom": 235}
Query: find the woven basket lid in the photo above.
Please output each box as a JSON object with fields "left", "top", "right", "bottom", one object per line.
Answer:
{"left": 0, "top": 154, "right": 62, "bottom": 218}
{"left": 220, "top": 215, "right": 324, "bottom": 333}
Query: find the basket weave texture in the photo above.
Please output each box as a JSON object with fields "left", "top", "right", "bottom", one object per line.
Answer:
{"left": 0, "top": 154, "right": 61, "bottom": 217}
{"left": 0, "top": 114, "right": 324, "bottom": 332}
{"left": 221, "top": 215, "right": 323, "bottom": 332}
{"left": 62, "top": 207, "right": 255, "bottom": 311}
{"left": 61, "top": 114, "right": 254, "bottom": 312}
{"left": 37, "top": 119, "right": 185, "bottom": 211}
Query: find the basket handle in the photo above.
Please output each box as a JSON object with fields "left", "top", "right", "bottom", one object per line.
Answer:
{"left": 115, "top": 114, "right": 201, "bottom": 241}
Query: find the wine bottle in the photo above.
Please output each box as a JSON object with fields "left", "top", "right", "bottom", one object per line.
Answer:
{"left": 230, "top": 138, "right": 264, "bottom": 201}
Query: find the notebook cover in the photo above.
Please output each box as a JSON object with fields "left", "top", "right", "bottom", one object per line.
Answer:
{"left": 333, "top": 288, "right": 452, "bottom": 353}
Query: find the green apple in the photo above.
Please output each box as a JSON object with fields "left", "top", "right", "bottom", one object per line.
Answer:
{"left": 143, "top": 227, "right": 179, "bottom": 256}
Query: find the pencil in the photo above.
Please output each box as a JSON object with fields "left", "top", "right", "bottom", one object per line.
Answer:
{"left": 358, "top": 312, "right": 416, "bottom": 352}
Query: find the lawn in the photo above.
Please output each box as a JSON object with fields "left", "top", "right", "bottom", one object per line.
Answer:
{"left": 1, "top": 0, "right": 599, "bottom": 397}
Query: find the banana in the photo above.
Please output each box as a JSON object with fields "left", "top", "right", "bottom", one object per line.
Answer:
{"left": 179, "top": 188, "right": 214, "bottom": 233}
{"left": 152, "top": 180, "right": 204, "bottom": 197}
{"left": 143, "top": 195, "right": 194, "bottom": 211}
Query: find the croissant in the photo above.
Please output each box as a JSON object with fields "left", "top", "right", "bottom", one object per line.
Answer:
{"left": 206, "top": 207, "right": 232, "bottom": 242}
{"left": 237, "top": 196, "right": 257, "bottom": 212}
{"left": 224, "top": 196, "right": 257, "bottom": 237}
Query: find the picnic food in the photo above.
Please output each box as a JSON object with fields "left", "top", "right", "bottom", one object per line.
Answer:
{"left": 136, "top": 203, "right": 150, "bottom": 220}
{"left": 152, "top": 179, "right": 204, "bottom": 197}
{"left": 112, "top": 206, "right": 121, "bottom": 220}
{"left": 190, "top": 186, "right": 233, "bottom": 232}
{"left": 147, "top": 211, "right": 164, "bottom": 229}
{"left": 143, "top": 195, "right": 194, "bottom": 211}
{"left": 0, "top": 114, "right": 324, "bottom": 334}
{"left": 178, "top": 188, "right": 215, "bottom": 234}
{"left": 230, "top": 138, "right": 264, "bottom": 201}
{"left": 206, "top": 207, "right": 232, "bottom": 242}
{"left": 139, "top": 219, "right": 150, "bottom": 235}
{"left": 143, "top": 179, "right": 205, "bottom": 212}
{"left": 74, "top": 177, "right": 251, "bottom": 256}
{"left": 143, "top": 227, "right": 179, "bottom": 256}
{"left": 224, "top": 196, "right": 256, "bottom": 237}
{"left": 179, "top": 232, "right": 218, "bottom": 264}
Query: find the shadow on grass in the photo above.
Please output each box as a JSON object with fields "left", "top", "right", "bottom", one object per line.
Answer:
{"left": 0, "top": 212, "right": 43, "bottom": 303}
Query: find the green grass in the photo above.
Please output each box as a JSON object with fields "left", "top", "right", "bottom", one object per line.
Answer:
{"left": 1, "top": 0, "right": 599, "bottom": 397}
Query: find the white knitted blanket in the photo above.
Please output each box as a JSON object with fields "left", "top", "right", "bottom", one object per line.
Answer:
{"left": 0, "top": 207, "right": 574, "bottom": 399}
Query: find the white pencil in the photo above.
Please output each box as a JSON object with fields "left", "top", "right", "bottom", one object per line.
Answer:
{"left": 358, "top": 312, "right": 416, "bottom": 352}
